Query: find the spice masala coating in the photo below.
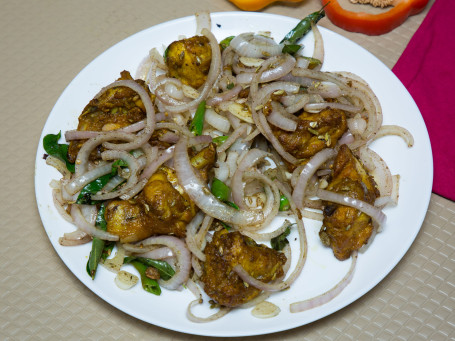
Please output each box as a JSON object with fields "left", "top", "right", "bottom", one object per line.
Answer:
{"left": 202, "top": 229, "right": 287, "bottom": 307}
{"left": 320, "top": 144, "right": 379, "bottom": 260}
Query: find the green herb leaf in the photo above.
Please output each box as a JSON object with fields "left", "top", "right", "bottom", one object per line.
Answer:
{"left": 76, "top": 173, "right": 113, "bottom": 204}
{"left": 43, "top": 131, "right": 75, "bottom": 173}
{"left": 111, "top": 159, "right": 128, "bottom": 175}
{"left": 271, "top": 225, "right": 292, "bottom": 251}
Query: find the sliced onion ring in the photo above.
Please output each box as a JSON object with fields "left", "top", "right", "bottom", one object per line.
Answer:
{"left": 290, "top": 251, "right": 358, "bottom": 313}
{"left": 317, "top": 189, "right": 387, "bottom": 227}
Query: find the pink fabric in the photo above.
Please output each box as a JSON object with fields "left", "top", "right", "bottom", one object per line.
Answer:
{"left": 393, "top": 0, "right": 455, "bottom": 201}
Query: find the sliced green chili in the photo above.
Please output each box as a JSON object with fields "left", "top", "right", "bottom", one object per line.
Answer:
{"left": 220, "top": 36, "right": 235, "bottom": 51}
{"left": 211, "top": 178, "right": 231, "bottom": 202}
{"left": 86, "top": 204, "right": 114, "bottom": 279}
{"left": 189, "top": 100, "right": 206, "bottom": 136}
{"left": 212, "top": 135, "right": 229, "bottom": 146}
{"left": 125, "top": 259, "right": 161, "bottom": 295}
{"left": 124, "top": 256, "right": 175, "bottom": 281}
{"left": 279, "top": 194, "right": 290, "bottom": 211}
{"left": 280, "top": 5, "right": 326, "bottom": 44}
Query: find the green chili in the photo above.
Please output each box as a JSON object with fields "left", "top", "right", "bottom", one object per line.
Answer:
{"left": 189, "top": 100, "right": 206, "bottom": 136}
{"left": 86, "top": 204, "right": 114, "bottom": 279}
{"left": 126, "top": 259, "right": 161, "bottom": 295}
{"left": 280, "top": 5, "right": 327, "bottom": 51}
{"left": 220, "top": 36, "right": 235, "bottom": 51}
{"left": 279, "top": 194, "right": 290, "bottom": 211}
{"left": 124, "top": 256, "right": 175, "bottom": 281}
{"left": 212, "top": 135, "right": 229, "bottom": 146}
{"left": 300, "top": 56, "right": 322, "bottom": 69}
{"left": 211, "top": 178, "right": 231, "bottom": 202}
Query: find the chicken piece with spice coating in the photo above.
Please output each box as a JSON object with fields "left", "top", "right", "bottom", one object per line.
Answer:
{"left": 268, "top": 107, "right": 347, "bottom": 171}
{"left": 319, "top": 144, "right": 379, "bottom": 260}
{"left": 67, "top": 71, "right": 152, "bottom": 163}
{"left": 202, "top": 228, "right": 287, "bottom": 307}
{"left": 104, "top": 143, "right": 216, "bottom": 243}
{"left": 165, "top": 35, "right": 212, "bottom": 89}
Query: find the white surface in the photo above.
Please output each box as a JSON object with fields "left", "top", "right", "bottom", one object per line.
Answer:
{"left": 34, "top": 12, "right": 433, "bottom": 337}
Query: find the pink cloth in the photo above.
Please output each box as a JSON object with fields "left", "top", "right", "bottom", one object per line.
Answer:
{"left": 393, "top": 0, "right": 455, "bottom": 201}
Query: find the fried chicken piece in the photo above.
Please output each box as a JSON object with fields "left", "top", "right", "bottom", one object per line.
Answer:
{"left": 202, "top": 228, "right": 287, "bottom": 307}
{"left": 319, "top": 144, "right": 379, "bottom": 260}
{"left": 67, "top": 71, "right": 153, "bottom": 163}
{"left": 105, "top": 143, "right": 216, "bottom": 243}
{"left": 165, "top": 35, "right": 212, "bottom": 89}
{"left": 269, "top": 108, "right": 347, "bottom": 171}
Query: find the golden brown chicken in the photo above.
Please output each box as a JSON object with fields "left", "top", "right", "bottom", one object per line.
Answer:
{"left": 67, "top": 71, "right": 152, "bottom": 163}
{"left": 201, "top": 228, "right": 287, "bottom": 307}
{"left": 165, "top": 35, "right": 212, "bottom": 89}
{"left": 105, "top": 143, "right": 216, "bottom": 243}
{"left": 269, "top": 108, "right": 347, "bottom": 171}
{"left": 319, "top": 144, "right": 379, "bottom": 260}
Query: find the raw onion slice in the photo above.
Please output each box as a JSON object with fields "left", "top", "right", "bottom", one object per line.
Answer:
{"left": 207, "top": 85, "right": 242, "bottom": 106}
{"left": 195, "top": 11, "right": 211, "bottom": 35}
{"left": 185, "top": 212, "right": 206, "bottom": 262}
{"left": 174, "top": 137, "right": 266, "bottom": 227}
{"left": 358, "top": 146, "right": 392, "bottom": 197}
{"left": 187, "top": 300, "right": 231, "bottom": 323}
{"left": 115, "top": 271, "right": 139, "bottom": 290}
{"left": 236, "top": 54, "right": 296, "bottom": 84}
{"left": 311, "top": 23, "right": 324, "bottom": 71}
{"left": 292, "top": 148, "right": 337, "bottom": 210}
{"left": 65, "top": 162, "right": 113, "bottom": 195}
{"left": 266, "top": 101, "right": 298, "bottom": 132}
{"left": 70, "top": 204, "right": 119, "bottom": 241}
{"left": 230, "top": 32, "right": 284, "bottom": 58}
{"left": 317, "top": 189, "right": 387, "bottom": 227}
{"left": 58, "top": 229, "right": 91, "bottom": 246}
{"left": 290, "top": 251, "right": 358, "bottom": 312}
{"left": 373, "top": 125, "right": 414, "bottom": 147}
{"left": 231, "top": 148, "right": 270, "bottom": 210}
{"left": 45, "top": 155, "right": 71, "bottom": 180}
{"left": 304, "top": 102, "right": 361, "bottom": 114}
{"left": 91, "top": 150, "right": 142, "bottom": 201}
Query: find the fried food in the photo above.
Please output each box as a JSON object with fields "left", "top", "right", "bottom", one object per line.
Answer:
{"left": 202, "top": 228, "right": 287, "bottom": 307}
{"left": 105, "top": 143, "right": 216, "bottom": 243}
{"left": 165, "top": 35, "right": 212, "bottom": 89}
{"left": 67, "top": 71, "right": 152, "bottom": 163}
{"left": 319, "top": 144, "right": 379, "bottom": 260}
{"left": 269, "top": 108, "right": 347, "bottom": 170}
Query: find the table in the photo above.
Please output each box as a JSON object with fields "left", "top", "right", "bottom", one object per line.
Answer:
{"left": 1, "top": 0, "right": 454, "bottom": 339}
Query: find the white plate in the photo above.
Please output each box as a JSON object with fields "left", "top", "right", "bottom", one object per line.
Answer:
{"left": 34, "top": 12, "right": 433, "bottom": 337}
